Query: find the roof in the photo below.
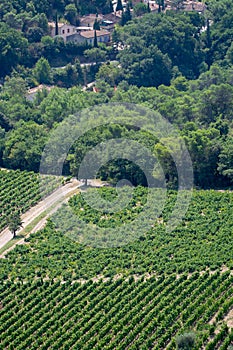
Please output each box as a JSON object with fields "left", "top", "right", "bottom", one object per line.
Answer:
{"left": 103, "top": 13, "right": 121, "bottom": 23}
{"left": 48, "top": 22, "right": 75, "bottom": 28}
{"left": 80, "top": 30, "right": 110, "bottom": 39}
{"left": 80, "top": 14, "right": 104, "bottom": 22}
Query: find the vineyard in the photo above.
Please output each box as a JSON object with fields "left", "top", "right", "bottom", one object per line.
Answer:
{"left": 0, "top": 187, "right": 233, "bottom": 349}
{"left": 0, "top": 271, "right": 233, "bottom": 349}
{"left": 0, "top": 169, "right": 62, "bottom": 231}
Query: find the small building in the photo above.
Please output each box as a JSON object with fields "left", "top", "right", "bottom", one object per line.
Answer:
{"left": 184, "top": 1, "right": 206, "bottom": 14}
{"left": 79, "top": 14, "right": 104, "bottom": 28}
{"left": 48, "top": 22, "right": 77, "bottom": 42}
{"left": 26, "top": 84, "right": 53, "bottom": 101}
{"left": 66, "top": 30, "right": 111, "bottom": 45}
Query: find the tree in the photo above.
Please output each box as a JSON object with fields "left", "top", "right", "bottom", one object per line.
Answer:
{"left": 133, "top": 3, "right": 148, "bottom": 16}
{"left": 96, "top": 62, "right": 123, "bottom": 86}
{"left": 147, "top": 2, "right": 151, "bottom": 13}
{"left": 93, "top": 19, "right": 100, "bottom": 30}
{"left": 8, "top": 211, "right": 23, "bottom": 238}
{"left": 64, "top": 4, "right": 78, "bottom": 25}
{"left": 94, "top": 30, "right": 98, "bottom": 47}
{"left": 116, "top": 0, "right": 123, "bottom": 12}
{"left": 218, "top": 136, "right": 233, "bottom": 183}
{"left": 84, "top": 47, "right": 107, "bottom": 64}
{"left": 176, "top": 332, "right": 195, "bottom": 349}
{"left": 0, "top": 23, "right": 28, "bottom": 77}
{"left": 172, "top": 0, "right": 185, "bottom": 11}
{"left": 124, "top": 3, "right": 132, "bottom": 24}
{"left": 3, "top": 121, "right": 48, "bottom": 171}
{"left": 55, "top": 11, "right": 59, "bottom": 36}
{"left": 33, "top": 57, "right": 52, "bottom": 84}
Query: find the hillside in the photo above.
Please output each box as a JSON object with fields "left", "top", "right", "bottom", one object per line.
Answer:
{"left": 1, "top": 0, "right": 233, "bottom": 349}
{"left": 0, "top": 188, "right": 233, "bottom": 348}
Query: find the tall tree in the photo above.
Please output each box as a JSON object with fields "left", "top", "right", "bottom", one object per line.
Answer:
{"left": 55, "top": 11, "right": 59, "bottom": 36}
{"left": 125, "top": 3, "right": 132, "bottom": 22}
{"left": 94, "top": 30, "right": 98, "bottom": 48}
{"left": 116, "top": 0, "right": 123, "bottom": 12}
{"left": 33, "top": 57, "right": 52, "bottom": 84}
{"left": 147, "top": 2, "right": 151, "bottom": 13}
{"left": 93, "top": 19, "right": 100, "bottom": 30}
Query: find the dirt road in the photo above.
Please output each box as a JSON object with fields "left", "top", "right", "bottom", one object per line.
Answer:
{"left": 0, "top": 179, "right": 80, "bottom": 250}
{"left": 0, "top": 178, "right": 108, "bottom": 257}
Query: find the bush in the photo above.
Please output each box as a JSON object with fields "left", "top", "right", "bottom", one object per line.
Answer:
{"left": 176, "top": 332, "right": 195, "bottom": 349}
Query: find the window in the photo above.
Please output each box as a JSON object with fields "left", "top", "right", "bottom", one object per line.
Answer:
{"left": 62, "top": 29, "right": 65, "bottom": 34}
{"left": 67, "top": 28, "right": 70, "bottom": 33}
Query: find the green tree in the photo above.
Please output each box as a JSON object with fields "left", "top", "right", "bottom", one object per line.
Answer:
{"left": 3, "top": 121, "right": 48, "bottom": 171}
{"left": 96, "top": 62, "right": 123, "bottom": 86}
{"left": 8, "top": 211, "right": 23, "bottom": 238}
{"left": 0, "top": 22, "right": 28, "bottom": 77}
{"left": 218, "top": 136, "right": 233, "bottom": 183}
{"left": 133, "top": 3, "right": 148, "bottom": 16}
{"left": 55, "top": 11, "right": 59, "bottom": 36}
{"left": 94, "top": 29, "right": 98, "bottom": 47}
{"left": 93, "top": 18, "right": 100, "bottom": 30}
{"left": 64, "top": 4, "right": 78, "bottom": 25}
{"left": 33, "top": 57, "right": 52, "bottom": 84}
{"left": 84, "top": 47, "right": 107, "bottom": 64}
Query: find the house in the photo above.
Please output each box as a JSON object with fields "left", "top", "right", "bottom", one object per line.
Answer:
{"left": 100, "top": 20, "right": 115, "bottom": 32}
{"left": 102, "top": 12, "right": 121, "bottom": 25}
{"left": 66, "top": 30, "right": 111, "bottom": 45}
{"left": 79, "top": 14, "right": 104, "bottom": 28}
{"left": 184, "top": 1, "right": 206, "bottom": 14}
{"left": 48, "top": 22, "right": 77, "bottom": 42}
{"left": 26, "top": 84, "right": 53, "bottom": 101}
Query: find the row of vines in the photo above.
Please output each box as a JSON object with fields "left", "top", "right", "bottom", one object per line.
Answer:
{"left": 0, "top": 169, "right": 63, "bottom": 231}
{"left": 0, "top": 271, "right": 233, "bottom": 349}
{"left": 1, "top": 188, "right": 232, "bottom": 281}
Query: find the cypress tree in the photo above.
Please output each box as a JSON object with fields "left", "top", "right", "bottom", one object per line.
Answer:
{"left": 94, "top": 30, "right": 98, "bottom": 47}
{"left": 55, "top": 12, "right": 59, "bottom": 36}
{"left": 125, "top": 3, "right": 132, "bottom": 22}
{"left": 93, "top": 18, "right": 100, "bottom": 30}
{"left": 109, "top": 0, "right": 114, "bottom": 12}
{"left": 116, "top": 0, "right": 123, "bottom": 12}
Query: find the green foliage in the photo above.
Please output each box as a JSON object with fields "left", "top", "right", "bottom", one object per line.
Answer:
{"left": 1, "top": 188, "right": 233, "bottom": 279}
{"left": 218, "top": 135, "right": 233, "bottom": 181}
{"left": 84, "top": 47, "right": 107, "bottom": 63}
{"left": 0, "top": 22, "right": 28, "bottom": 77}
{"left": 3, "top": 121, "right": 48, "bottom": 171}
{"left": 176, "top": 332, "right": 195, "bottom": 349}
{"left": 33, "top": 57, "right": 52, "bottom": 84}
{"left": 133, "top": 2, "right": 148, "bottom": 17}
{"left": 7, "top": 211, "right": 22, "bottom": 238}
{"left": 64, "top": 4, "right": 78, "bottom": 25}
{"left": 117, "top": 12, "right": 205, "bottom": 86}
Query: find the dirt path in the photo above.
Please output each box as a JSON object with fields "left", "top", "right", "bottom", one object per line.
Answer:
{"left": 0, "top": 179, "right": 108, "bottom": 258}
{"left": 0, "top": 179, "right": 80, "bottom": 251}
